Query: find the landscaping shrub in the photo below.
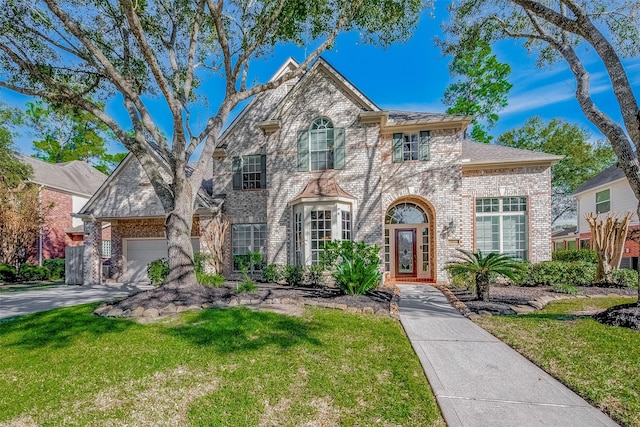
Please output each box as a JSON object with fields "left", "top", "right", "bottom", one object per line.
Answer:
{"left": 193, "top": 252, "right": 210, "bottom": 274}
{"left": 323, "top": 240, "right": 381, "bottom": 295}
{"left": 237, "top": 280, "right": 257, "bottom": 293}
{"left": 261, "top": 264, "right": 283, "bottom": 283}
{"left": 147, "top": 258, "right": 169, "bottom": 286}
{"left": 305, "top": 264, "right": 325, "bottom": 287}
{"left": 18, "top": 263, "right": 51, "bottom": 281}
{"left": 552, "top": 283, "right": 579, "bottom": 295}
{"left": 552, "top": 249, "right": 597, "bottom": 263}
{"left": 519, "top": 261, "right": 595, "bottom": 286}
{"left": 610, "top": 269, "right": 638, "bottom": 288}
{"left": 43, "top": 258, "right": 65, "bottom": 280}
{"left": 284, "top": 264, "right": 304, "bottom": 286}
{"left": 197, "top": 272, "right": 225, "bottom": 287}
{"left": 0, "top": 263, "right": 17, "bottom": 283}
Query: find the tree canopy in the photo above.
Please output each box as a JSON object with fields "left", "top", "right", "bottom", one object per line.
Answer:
{"left": 443, "top": 41, "right": 512, "bottom": 143}
{"left": 25, "top": 100, "right": 126, "bottom": 174}
{"left": 498, "top": 117, "right": 616, "bottom": 223}
{"left": 0, "top": 0, "right": 423, "bottom": 288}
{"left": 0, "top": 104, "right": 32, "bottom": 188}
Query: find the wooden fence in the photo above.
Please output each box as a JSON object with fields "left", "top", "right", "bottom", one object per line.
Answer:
{"left": 65, "top": 246, "right": 84, "bottom": 285}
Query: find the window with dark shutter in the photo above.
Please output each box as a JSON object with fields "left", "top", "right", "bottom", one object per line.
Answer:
{"left": 419, "top": 130, "right": 431, "bottom": 161}
{"left": 297, "top": 129, "right": 309, "bottom": 172}
{"left": 392, "top": 133, "right": 403, "bottom": 163}
{"left": 232, "top": 157, "right": 242, "bottom": 190}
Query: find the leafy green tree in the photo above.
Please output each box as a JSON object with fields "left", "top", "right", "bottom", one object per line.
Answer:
{"left": 0, "top": 0, "right": 422, "bottom": 290}
{"left": 441, "top": 0, "right": 640, "bottom": 305}
{"left": 25, "top": 101, "right": 126, "bottom": 174}
{"left": 443, "top": 41, "right": 512, "bottom": 143}
{"left": 498, "top": 117, "right": 616, "bottom": 223}
{"left": 446, "top": 249, "right": 524, "bottom": 301}
{"left": 0, "top": 105, "right": 32, "bottom": 188}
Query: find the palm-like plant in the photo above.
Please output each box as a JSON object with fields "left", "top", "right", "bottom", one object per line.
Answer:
{"left": 445, "top": 249, "right": 524, "bottom": 301}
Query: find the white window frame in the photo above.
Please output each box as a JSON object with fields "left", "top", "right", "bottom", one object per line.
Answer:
{"left": 595, "top": 189, "right": 611, "bottom": 214}
{"left": 292, "top": 202, "right": 352, "bottom": 265}
{"left": 475, "top": 197, "right": 528, "bottom": 260}
{"left": 309, "top": 117, "right": 334, "bottom": 171}
{"left": 402, "top": 133, "right": 419, "bottom": 161}
{"left": 232, "top": 224, "right": 267, "bottom": 272}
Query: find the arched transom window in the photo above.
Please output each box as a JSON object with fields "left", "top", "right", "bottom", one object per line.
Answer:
{"left": 385, "top": 202, "right": 428, "bottom": 224}
{"left": 310, "top": 117, "right": 334, "bottom": 170}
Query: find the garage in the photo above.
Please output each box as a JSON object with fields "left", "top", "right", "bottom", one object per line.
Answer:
{"left": 123, "top": 238, "right": 200, "bottom": 282}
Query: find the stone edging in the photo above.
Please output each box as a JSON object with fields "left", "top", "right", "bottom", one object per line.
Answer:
{"left": 94, "top": 295, "right": 398, "bottom": 319}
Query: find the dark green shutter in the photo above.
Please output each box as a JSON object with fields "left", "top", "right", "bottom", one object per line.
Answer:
{"left": 260, "top": 155, "right": 267, "bottom": 188}
{"left": 232, "top": 156, "right": 242, "bottom": 190}
{"left": 334, "top": 127, "right": 345, "bottom": 169}
{"left": 392, "top": 133, "right": 403, "bottom": 163}
{"left": 419, "top": 130, "right": 431, "bottom": 161}
{"left": 297, "top": 130, "right": 309, "bottom": 172}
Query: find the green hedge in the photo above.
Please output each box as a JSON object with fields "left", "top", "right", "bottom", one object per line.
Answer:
{"left": 610, "top": 269, "right": 639, "bottom": 288}
{"left": 0, "top": 264, "right": 17, "bottom": 283}
{"left": 516, "top": 261, "right": 596, "bottom": 286}
{"left": 551, "top": 249, "right": 597, "bottom": 263}
{"left": 18, "top": 263, "right": 51, "bottom": 281}
{"left": 43, "top": 258, "right": 65, "bottom": 279}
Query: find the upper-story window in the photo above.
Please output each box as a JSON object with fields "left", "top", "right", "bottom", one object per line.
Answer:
{"left": 392, "top": 131, "right": 430, "bottom": 162}
{"left": 310, "top": 118, "right": 334, "bottom": 170}
{"left": 595, "top": 189, "right": 610, "bottom": 214}
{"left": 297, "top": 117, "right": 345, "bottom": 171}
{"left": 232, "top": 155, "right": 266, "bottom": 190}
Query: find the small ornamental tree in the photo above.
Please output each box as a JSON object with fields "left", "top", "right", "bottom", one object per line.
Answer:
{"left": 446, "top": 249, "right": 524, "bottom": 301}
{"left": 585, "top": 211, "right": 633, "bottom": 283}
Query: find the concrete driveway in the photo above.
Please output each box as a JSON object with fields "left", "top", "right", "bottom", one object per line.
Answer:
{"left": 0, "top": 283, "right": 153, "bottom": 320}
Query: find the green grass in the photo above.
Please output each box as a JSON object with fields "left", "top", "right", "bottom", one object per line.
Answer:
{"left": 0, "top": 304, "right": 443, "bottom": 426}
{"left": 0, "top": 279, "right": 66, "bottom": 293}
{"left": 475, "top": 296, "right": 640, "bottom": 426}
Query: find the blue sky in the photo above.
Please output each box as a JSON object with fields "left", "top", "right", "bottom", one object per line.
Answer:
{"left": 3, "top": 5, "right": 639, "bottom": 156}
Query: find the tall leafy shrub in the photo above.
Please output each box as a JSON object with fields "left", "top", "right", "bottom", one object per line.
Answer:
{"left": 323, "top": 240, "right": 381, "bottom": 295}
{"left": 552, "top": 249, "right": 597, "bottom": 263}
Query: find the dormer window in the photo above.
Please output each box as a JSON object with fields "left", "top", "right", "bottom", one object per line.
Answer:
{"left": 297, "top": 117, "right": 345, "bottom": 171}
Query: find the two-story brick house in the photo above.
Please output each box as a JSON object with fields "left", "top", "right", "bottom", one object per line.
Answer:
{"left": 17, "top": 154, "right": 110, "bottom": 263}
{"left": 79, "top": 58, "right": 559, "bottom": 284}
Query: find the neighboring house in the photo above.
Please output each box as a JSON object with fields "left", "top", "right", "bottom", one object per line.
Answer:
{"left": 18, "top": 155, "right": 110, "bottom": 262}
{"left": 574, "top": 165, "right": 639, "bottom": 270}
{"left": 78, "top": 58, "right": 560, "bottom": 284}
{"left": 551, "top": 226, "right": 578, "bottom": 251}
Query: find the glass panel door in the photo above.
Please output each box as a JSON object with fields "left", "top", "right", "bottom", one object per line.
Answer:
{"left": 395, "top": 229, "right": 416, "bottom": 275}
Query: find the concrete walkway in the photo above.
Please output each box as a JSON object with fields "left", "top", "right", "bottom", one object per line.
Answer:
{"left": 0, "top": 283, "right": 152, "bottom": 320}
{"left": 397, "top": 284, "right": 617, "bottom": 427}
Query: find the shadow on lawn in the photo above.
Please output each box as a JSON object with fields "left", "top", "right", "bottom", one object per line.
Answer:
{"left": 0, "top": 304, "right": 137, "bottom": 350}
{"left": 166, "top": 307, "right": 322, "bottom": 354}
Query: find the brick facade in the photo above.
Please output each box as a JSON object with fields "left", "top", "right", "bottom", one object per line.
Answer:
{"left": 85, "top": 59, "right": 555, "bottom": 284}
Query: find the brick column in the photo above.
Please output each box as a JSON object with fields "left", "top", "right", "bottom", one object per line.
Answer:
{"left": 83, "top": 219, "right": 103, "bottom": 285}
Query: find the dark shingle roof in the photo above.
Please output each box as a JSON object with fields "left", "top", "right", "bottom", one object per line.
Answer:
{"left": 461, "top": 141, "right": 562, "bottom": 165}
{"left": 573, "top": 165, "right": 626, "bottom": 194}
{"left": 18, "top": 154, "right": 107, "bottom": 197}
{"left": 386, "top": 110, "right": 470, "bottom": 125}
{"left": 552, "top": 226, "right": 577, "bottom": 238}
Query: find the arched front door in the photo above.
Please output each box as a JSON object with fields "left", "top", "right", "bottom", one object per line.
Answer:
{"left": 385, "top": 200, "right": 434, "bottom": 281}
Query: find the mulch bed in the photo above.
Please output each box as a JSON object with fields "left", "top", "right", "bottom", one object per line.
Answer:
{"left": 444, "top": 284, "right": 640, "bottom": 330}
{"left": 95, "top": 282, "right": 399, "bottom": 319}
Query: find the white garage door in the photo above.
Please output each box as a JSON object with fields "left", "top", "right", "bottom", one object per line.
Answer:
{"left": 124, "top": 238, "right": 200, "bottom": 282}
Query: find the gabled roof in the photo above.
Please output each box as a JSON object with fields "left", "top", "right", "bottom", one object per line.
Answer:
{"left": 573, "top": 165, "right": 626, "bottom": 194}
{"left": 461, "top": 141, "right": 562, "bottom": 166}
{"left": 17, "top": 154, "right": 107, "bottom": 197}
{"left": 552, "top": 226, "right": 577, "bottom": 238}
{"left": 267, "top": 57, "right": 380, "bottom": 122}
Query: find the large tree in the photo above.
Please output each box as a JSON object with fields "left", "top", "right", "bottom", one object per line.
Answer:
{"left": 0, "top": 0, "right": 421, "bottom": 289}
{"left": 498, "top": 116, "right": 616, "bottom": 223}
{"left": 443, "top": 0, "right": 640, "bottom": 304}
{"left": 442, "top": 41, "right": 512, "bottom": 143}
{"left": 25, "top": 100, "right": 126, "bottom": 174}
{"left": 0, "top": 104, "right": 32, "bottom": 188}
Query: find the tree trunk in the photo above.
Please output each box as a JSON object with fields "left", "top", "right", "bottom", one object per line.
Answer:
{"left": 163, "top": 177, "right": 198, "bottom": 290}
{"left": 476, "top": 273, "right": 490, "bottom": 301}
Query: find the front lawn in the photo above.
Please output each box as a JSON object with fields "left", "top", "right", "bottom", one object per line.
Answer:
{"left": 0, "top": 304, "right": 443, "bottom": 426}
{"left": 0, "top": 279, "right": 65, "bottom": 293}
{"left": 475, "top": 296, "right": 640, "bottom": 426}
